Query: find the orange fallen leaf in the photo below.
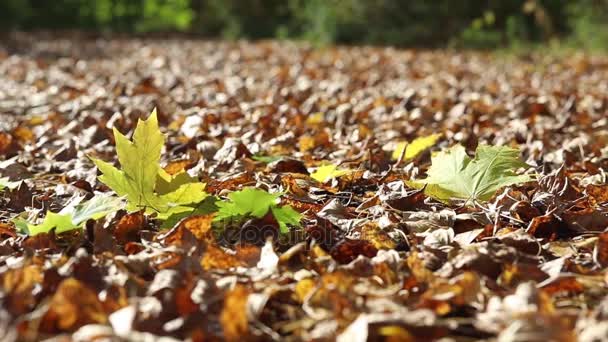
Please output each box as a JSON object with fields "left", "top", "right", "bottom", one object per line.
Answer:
{"left": 42, "top": 278, "right": 107, "bottom": 331}
{"left": 221, "top": 285, "right": 250, "bottom": 341}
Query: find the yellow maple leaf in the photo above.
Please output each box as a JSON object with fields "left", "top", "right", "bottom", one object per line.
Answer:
{"left": 392, "top": 133, "right": 442, "bottom": 160}
{"left": 311, "top": 164, "right": 351, "bottom": 183}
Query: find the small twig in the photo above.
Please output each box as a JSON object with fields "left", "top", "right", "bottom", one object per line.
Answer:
{"left": 392, "top": 142, "right": 408, "bottom": 169}
{"left": 337, "top": 138, "right": 370, "bottom": 166}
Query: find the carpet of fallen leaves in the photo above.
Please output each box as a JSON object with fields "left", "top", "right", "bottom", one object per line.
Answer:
{"left": 1, "top": 33, "right": 608, "bottom": 341}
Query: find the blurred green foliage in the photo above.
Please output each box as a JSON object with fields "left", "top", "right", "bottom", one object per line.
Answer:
{"left": 1, "top": 0, "right": 607, "bottom": 50}
{"left": 566, "top": 0, "right": 608, "bottom": 50}
{"left": 1, "top": 0, "right": 194, "bottom": 32}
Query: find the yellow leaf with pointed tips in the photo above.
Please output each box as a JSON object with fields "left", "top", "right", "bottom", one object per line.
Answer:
{"left": 310, "top": 164, "right": 351, "bottom": 183}
{"left": 392, "top": 133, "right": 442, "bottom": 160}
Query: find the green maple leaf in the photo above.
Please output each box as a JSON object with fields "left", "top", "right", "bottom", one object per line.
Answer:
{"left": 19, "top": 212, "right": 76, "bottom": 235}
{"left": 90, "top": 109, "right": 207, "bottom": 218}
{"left": 16, "top": 194, "right": 124, "bottom": 235}
{"left": 214, "top": 188, "right": 302, "bottom": 233}
{"left": 270, "top": 205, "right": 302, "bottom": 233}
{"left": 411, "top": 144, "right": 533, "bottom": 204}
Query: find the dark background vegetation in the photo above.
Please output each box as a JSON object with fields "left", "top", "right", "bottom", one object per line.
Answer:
{"left": 1, "top": 0, "right": 608, "bottom": 50}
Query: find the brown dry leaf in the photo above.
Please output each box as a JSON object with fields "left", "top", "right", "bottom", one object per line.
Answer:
{"left": 406, "top": 252, "right": 436, "bottom": 284}
{"left": 563, "top": 205, "right": 608, "bottom": 232}
{"left": 23, "top": 231, "right": 58, "bottom": 250}
{"left": 100, "top": 285, "right": 128, "bottom": 314}
{"left": 595, "top": 232, "right": 608, "bottom": 268}
{"left": 114, "top": 211, "right": 145, "bottom": 244}
{"left": 163, "top": 159, "right": 195, "bottom": 175}
{"left": 1, "top": 264, "right": 43, "bottom": 315}
{"left": 527, "top": 214, "right": 560, "bottom": 240}
{"left": 282, "top": 196, "right": 324, "bottom": 213}
{"left": 205, "top": 172, "right": 255, "bottom": 194}
{"left": 0, "top": 222, "right": 17, "bottom": 239}
{"left": 541, "top": 277, "right": 585, "bottom": 296}
{"left": 6, "top": 182, "right": 33, "bottom": 212}
{"left": 234, "top": 244, "right": 262, "bottom": 267}
{"left": 420, "top": 271, "right": 480, "bottom": 315}
{"left": 175, "top": 278, "right": 199, "bottom": 316}
{"left": 0, "top": 132, "right": 17, "bottom": 155}
{"left": 586, "top": 184, "right": 608, "bottom": 205}
{"left": 298, "top": 131, "right": 330, "bottom": 152}
{"left": 330, "top": 239, "right": 378, "bottom": 264}
{"left": 12, "top": 126, "right": 35, "bottom": 143}
{"left": 372, "top": 261, "right": 400, "bottom": 285}
{"left": 269, "top": 159, "right": 309, "bottom": 175}
{"left": 499, "top": 263, "right": 548, "bottom": 287}
{"left": 359, "top": 222, "right": 397, "bottom": 250}
{"left": 279, "top": 174, "right": 311, "bottom": 197}
{"left": 304, "top": 272, "right": 358, "bottom": 319}
{"left": 336, "top": 170, "right": 369, "bottom": 190}
{"left": 201, "top": 245, "right": 244, "bottom": 270}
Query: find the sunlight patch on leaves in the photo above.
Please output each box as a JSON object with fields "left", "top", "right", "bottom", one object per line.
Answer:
{"left": 392, "top": 133, "right": 442, "bottom": 160}
{"left": 410, "top": 144, "right": 533, "bottom": 204}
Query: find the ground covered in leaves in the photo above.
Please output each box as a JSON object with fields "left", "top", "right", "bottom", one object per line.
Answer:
{"left": 1, "top": 33, "right": 608, "bottom": 341}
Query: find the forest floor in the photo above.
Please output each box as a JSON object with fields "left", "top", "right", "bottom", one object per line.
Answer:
{"left": 1, "top": 33, "right": 608, "bottom": 341}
